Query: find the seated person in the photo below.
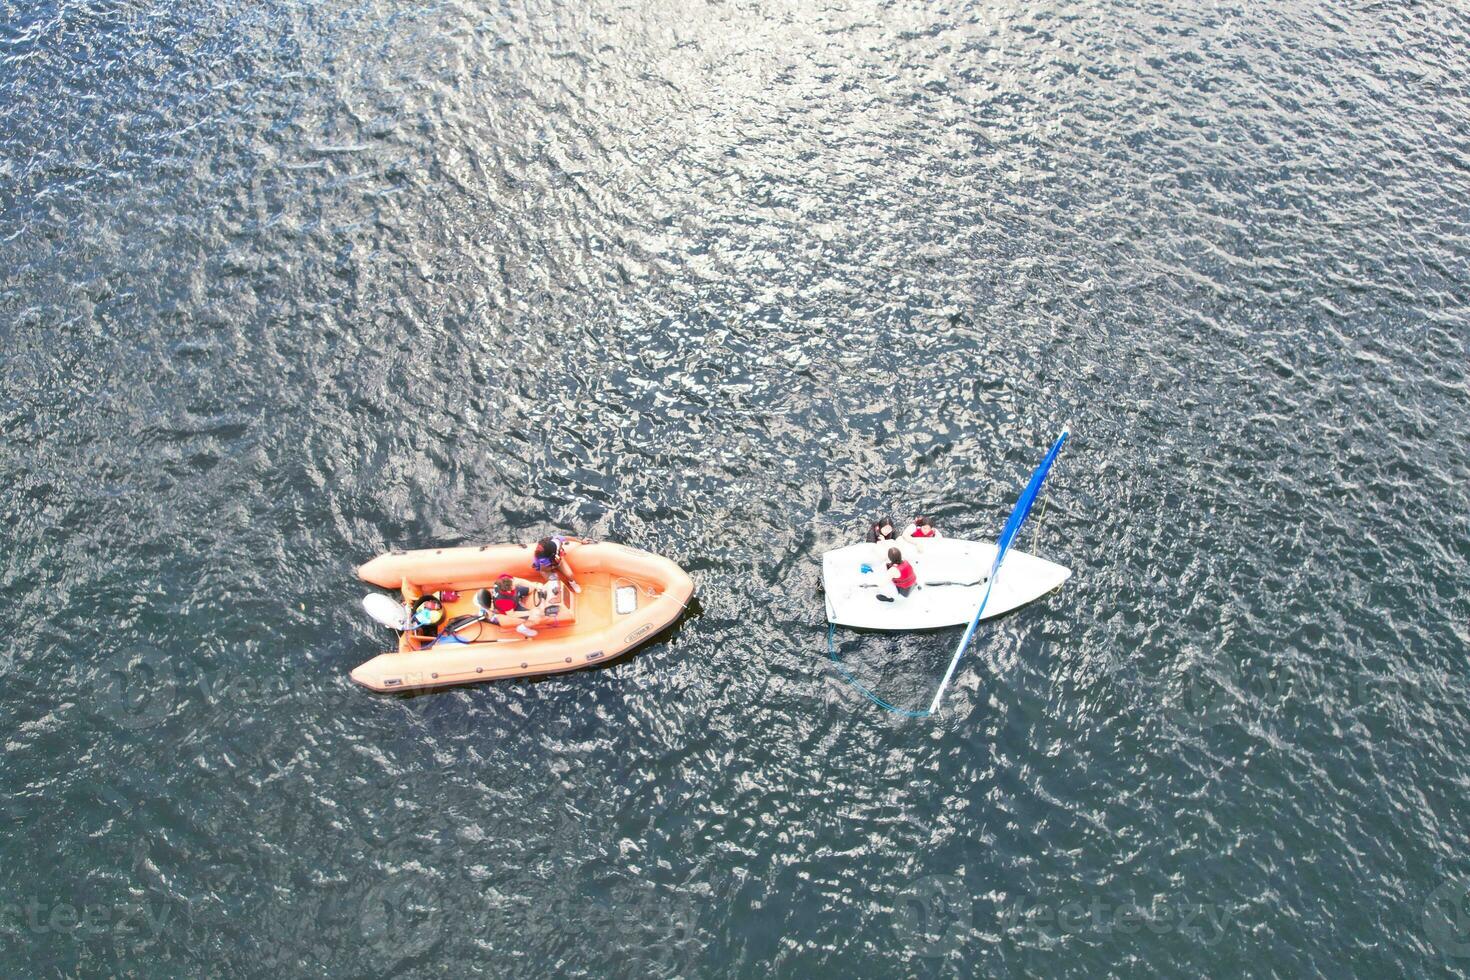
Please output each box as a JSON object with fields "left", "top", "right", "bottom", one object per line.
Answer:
{"left": 486, "top": 574, "right": 543, "bottom": 637}
{"left": 905, "top": 516, "right": 940, "bottom": 539}
{"left": 531, "top": 535, "right": 585, "bottom": 593}
{"left": 885, "top": 547, "right": 918, "bottom": 599}
{"left": 866, "top": 515, "right": 898, "bottom": 543}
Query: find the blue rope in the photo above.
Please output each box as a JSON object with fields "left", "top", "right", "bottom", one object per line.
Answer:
{"left": 826, "top": 623, "right": 933, "bottom": 718}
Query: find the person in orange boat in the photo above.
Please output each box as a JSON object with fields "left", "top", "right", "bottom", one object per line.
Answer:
{"left": 531, "top": 535, "right": 586, "bottom": 594}
{"left": 487, "top": 574, "right": 544, "bottom": 638}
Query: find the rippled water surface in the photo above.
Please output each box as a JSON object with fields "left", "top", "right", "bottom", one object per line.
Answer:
{"left": 3, "top": 0, "right": 1470, "bottom": 975}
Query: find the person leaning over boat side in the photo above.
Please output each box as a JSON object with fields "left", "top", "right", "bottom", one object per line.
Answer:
{"left": 532, "top": 535, "right": 586, "bottom": 594}
{"left": 905, "top": 515, "right": 941, "bottom": 539}
{"left": 887, "top": 547, "right": 918, "bottom": 597}
{"left": 866, "top": 515, "right": 898, "bottom": 543}
{"left": 489, "top": 574, "right": 543, "bottom": 638}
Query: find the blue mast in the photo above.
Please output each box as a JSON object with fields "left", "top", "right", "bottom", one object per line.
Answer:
{"left": 927, "top": 427, "right": 1069, "bottom": 714}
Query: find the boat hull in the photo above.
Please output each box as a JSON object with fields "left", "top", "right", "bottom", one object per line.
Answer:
{"left": 822, "top": 537, "right": 1069, "bottom": 631}
{"left": 352, "top": 542, "right": 694, "bottom": 692}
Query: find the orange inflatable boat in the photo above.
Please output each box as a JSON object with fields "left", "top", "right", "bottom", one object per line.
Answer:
{"left": 352, "top": 541, "right": 695, "bottom": 692}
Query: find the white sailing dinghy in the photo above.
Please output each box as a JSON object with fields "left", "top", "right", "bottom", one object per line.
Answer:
{"left": 824, "top": 428, "right": 1072, "bottom": 715}
{"left": 821, "top": 537, "right": 1071, "bottom": 632}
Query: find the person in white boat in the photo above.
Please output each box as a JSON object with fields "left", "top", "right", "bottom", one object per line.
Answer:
{"left": 904, "top": 515, "right": 940, "bottom": 539}
{"left": 875, "top": 546, "right": 919, "bottom": 603}
{"left": 866, "top": 515, "right": 898, "bottom": 543}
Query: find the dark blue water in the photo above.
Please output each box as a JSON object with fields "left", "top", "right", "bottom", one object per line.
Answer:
{"left": 3, "top": 0, "right": 1469, "bottom": 975}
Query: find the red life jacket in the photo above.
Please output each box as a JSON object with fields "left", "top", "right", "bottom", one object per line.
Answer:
{"left": 891, "top": 561, "right": 917, "bottom": 589}
{"left": 911, "top": 526, "right": 936, "bottom": 538}
{"left": 492, "top": 583, "right": 525, "bottom": 614}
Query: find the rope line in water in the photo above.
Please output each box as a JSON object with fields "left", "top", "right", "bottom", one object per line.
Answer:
{"left": 826, "top": 623, "right": 933, "bottom": 718}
